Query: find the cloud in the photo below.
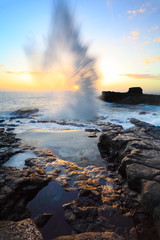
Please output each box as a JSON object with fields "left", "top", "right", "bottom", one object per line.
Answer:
{"left": 0, "top": 64, "right": 4, "bottom": 68}
{"left": 131, "top": 31, "right": 139, "bottom": 36}
{"left": 127, "top": 8, "right": 145, "bottom": 18}
{"left": 153, "top": 37, "right": 160, "bottom": 42}
{"left": 120, "top": 73, "right": 160, "bottom": 80}
{"left": 128, "top": 30, "right": 139, "bottom": 40}
{"left": 144, "top": 56, "right": 160, "bottom": 64}
{"left": 4, "top": 71, "right": 41, "bottom": 75}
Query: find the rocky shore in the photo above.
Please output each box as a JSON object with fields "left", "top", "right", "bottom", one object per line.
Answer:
{"left": 100, "top": 87, "right": 160, "bottom": 105}
{"left": 0, "top": 118, "right": 160, "bottom": 239}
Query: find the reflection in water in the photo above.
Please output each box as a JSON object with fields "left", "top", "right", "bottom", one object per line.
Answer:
{"left": 27, "top": 180, "right": 78, "bottom": 240}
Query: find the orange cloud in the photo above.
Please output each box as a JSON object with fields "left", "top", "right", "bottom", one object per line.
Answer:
{"left": 131, "top": 31, "right": 139, "bottom": 36}
{"left": 120, "top": 73, "right": 160, "bottom": 80}
{"left": 128, "top": 31, "right": 139, "bottom": 40}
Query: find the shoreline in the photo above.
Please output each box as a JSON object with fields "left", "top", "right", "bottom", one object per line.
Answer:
{"left": 0, "top": 118, "right": 160, "bottom": 239}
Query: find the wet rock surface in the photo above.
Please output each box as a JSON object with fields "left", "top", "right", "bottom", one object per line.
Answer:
{"left": 98, "top": 118, "right": 160, "bottom": 240}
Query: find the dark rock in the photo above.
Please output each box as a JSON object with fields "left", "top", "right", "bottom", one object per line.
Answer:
{"left": 139, "top": 111, "right": 147, "bottom": 115}
{"left": 34, "top": 213, "right": 53, "bottom": 228}
{"left": 128, "top": 87, "right": 143, "bottom": 95}
{"left": 100, "top": 87, "right": 160, "bottom": 106}
{"left": 0, "top": 218, "right": 44, "bottom": 240}
{"left": 140, "top": 180, "right": 160, "bottom": 214}
{"left": 0, "top": 128, "right": 21, "bottom": 164}
{"left": 0, "top": 166, "right": 49, "bottom": 220}
{"left": 0, "top": 119, "right": 5, "bottom": 123}
{"left": 25, "top": 158, "right": 36, "bottom": 167}
{"left": 11, "top": 108, "right": 39, "bottom": 118}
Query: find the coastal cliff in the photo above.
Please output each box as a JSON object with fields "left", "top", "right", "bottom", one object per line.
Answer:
{"left": 100, "top": 87, "right": 160, "bottom": 105}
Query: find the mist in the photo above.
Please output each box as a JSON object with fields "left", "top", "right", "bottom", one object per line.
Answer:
{"left": 25, "top": 0, "right": 98, "bottom": 121}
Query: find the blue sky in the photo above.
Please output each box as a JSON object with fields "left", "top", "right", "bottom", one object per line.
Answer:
{"left": 0, "top": 0, "right": 160, "bottom": 92}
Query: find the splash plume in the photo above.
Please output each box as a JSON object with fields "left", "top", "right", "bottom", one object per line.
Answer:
{"left": 26, "top": 0, "right": 98, "bottom": 120}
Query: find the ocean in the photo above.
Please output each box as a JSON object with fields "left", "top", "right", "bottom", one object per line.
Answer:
{"left": 0, "top": 91, "right": 160, "bottom": 131}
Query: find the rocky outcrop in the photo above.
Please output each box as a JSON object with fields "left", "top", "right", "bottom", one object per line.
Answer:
{"left": 10, "top": 108, "right": 39, "bottom": 118}
{"left": 0, "top": 128, "right": 21, "bottom": 164}
{"left": 100, "top": 87, "right": 160, "bottom": 105}
{"left": 98, "top": 119, "right": 160, "bottom": 239}
{"left": 0, "top": 218, "right": 43, "bottom": 240}
{"left": 0, "top": 166, "right": 49, "bottom": 221}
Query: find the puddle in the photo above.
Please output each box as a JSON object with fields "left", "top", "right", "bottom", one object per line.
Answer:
{"left": 3, "top": 151, "right": 36, "bottom": 168}
{"left": 27, "top": 180, "right": 78, "bottom": 240}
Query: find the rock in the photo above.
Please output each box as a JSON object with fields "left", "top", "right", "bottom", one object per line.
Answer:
{"left": 0, "top": 128, "right": 21, "bottom": 164}
{"left": 126, "top": 163, "right": 160, "bottom": 192}
{"left": 139, "top": 111, "right": 147, "bottom": 115}
{"left": 140, "top": 180, "right": 160, "bottom": 214}
{"left": 100, "top": 87, "right": 160, "bottom": 106}
{"left": 52, "top": 231, "right": 125, "bottom": 240}
{"left": 34, "top": 213, "right": 53, "bottom": 228}
{"left": 98, "top": 119, "right": 160, "bottom": 238}
{"left": 0, "top": 218, "right": 44, "bottom": 240}
{"left": 11, "top": 108, "right": 39, "bottom": 118}
{"left": 0, "top": 166, "right": 49, "bottom": 220}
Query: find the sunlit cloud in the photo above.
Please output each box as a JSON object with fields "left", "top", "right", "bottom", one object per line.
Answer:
{"left": 153, "top": 37, "right": 160, "bottom": 42}
{"left": 120, "top": 73, "right": 160, "bottom": 80}
{"left": 4, "top": 71, "right": 41, "bottom": 75}
{"left": 0, "top": 64, "right": 4, "bottom": 67}
{"left": 144, "top": 56, "right": 160, "bottom": 64}
{"left": 127, "top": 8, "right": 145, "bottom": 18}
{"left": 128, "top": 30, "right": 139, "bottom": 40}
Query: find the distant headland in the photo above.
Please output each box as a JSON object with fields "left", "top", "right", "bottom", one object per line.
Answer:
{"left": 100, "top": 87, "right": 160, "bottom": 106}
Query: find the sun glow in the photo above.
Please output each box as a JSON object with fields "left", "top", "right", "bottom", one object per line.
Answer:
{"left": 21, "top": 73, "right": 33, "bottom": 84}
{"left": 73, "top": 85, "right": 80, "bottom": 90}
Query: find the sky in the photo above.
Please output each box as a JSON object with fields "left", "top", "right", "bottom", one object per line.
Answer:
{"left": 0, "top": 0, "right": 160, "bottom": 93}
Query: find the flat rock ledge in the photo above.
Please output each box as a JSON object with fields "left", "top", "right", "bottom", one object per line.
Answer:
{"left": 98, "top": 118, "right": 160, "bottom": 239}
{"left": 0, "top": 218, "right": 43, "bottom": 240}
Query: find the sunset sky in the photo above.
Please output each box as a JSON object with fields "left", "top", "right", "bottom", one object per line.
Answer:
{"left": 0, "top": 0, "right": 160, "bottom": 93}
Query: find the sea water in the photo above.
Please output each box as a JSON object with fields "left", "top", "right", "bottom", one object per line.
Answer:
{"left": 0, "top": 91, "right": 160, "bottom": 131}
